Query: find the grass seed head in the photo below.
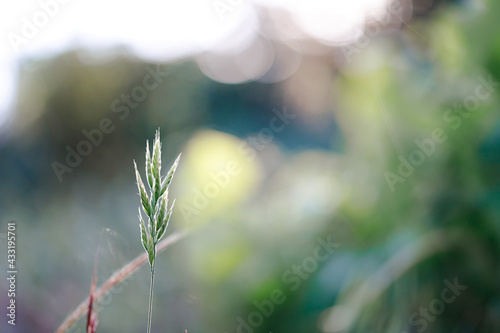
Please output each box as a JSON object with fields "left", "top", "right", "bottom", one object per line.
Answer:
{"left": 134, "top": 129, "right": 181, "bottom": 266}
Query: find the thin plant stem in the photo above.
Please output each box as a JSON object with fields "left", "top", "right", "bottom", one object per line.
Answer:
{"left": 147, "top": 258, "right": 155, "bottom": 333}
{"left": 134, "top": 131, "right": 181, "bottom": 333}
{"left": 55, "top": 230, "right": 188, "bottom": 333}
{"left": 57, "top": 131, "right": 181, "bottom": 333}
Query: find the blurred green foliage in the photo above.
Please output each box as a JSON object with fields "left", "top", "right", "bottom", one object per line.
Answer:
{"left": 1, "top": 1, "right": 500, "bottom": 333}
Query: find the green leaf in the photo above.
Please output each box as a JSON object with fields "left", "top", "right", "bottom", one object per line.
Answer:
{"left": 148, "top": 247, "right": 155, "bottom": 266}
{"left": 154, "top": 193, "right": 168, "bottom": 232}
{"left": 154, "top": 173, "right": 161, "bottom": 202}
{"left": 156, "top": 223, "right": 167, "bottom": 243}
{"left": 147, "top": 238, "right": 156, "bottom": 265}
{"left": 145, "top": 140, "right": 154, "bottom": 189}
{"left": 148, "top": 222, "right": 153, "bottom": 244}
{"left": 138, "top": 209, "right": 149, "bottom": 253}
{"left": 157, "top": 199, "right": 175, "bottom": 242}
{"left": 151, "top": 129, "right": 162, "bottom": 185}
{"left": 134, "top": 160, "right": 151, "bottom": 217}
{"left": 161, "top": 153, "right": 181, "bottom": 196}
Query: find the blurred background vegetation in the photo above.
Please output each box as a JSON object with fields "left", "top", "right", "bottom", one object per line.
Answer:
{"left": 1, "top": 0, "right": 500, "bottom": 332}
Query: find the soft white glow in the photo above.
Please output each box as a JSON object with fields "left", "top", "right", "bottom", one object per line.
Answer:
{"left": 0, "top": 0, "right": 389, "bottom": 130}
{"left": 257, "top": 0, "right": 389, "bottom": 45}
{"left": 197, "top": 34, "right": 275, "bottom": 84}
{"left": 0, "top": 56, "right": 16, "bottom": 135}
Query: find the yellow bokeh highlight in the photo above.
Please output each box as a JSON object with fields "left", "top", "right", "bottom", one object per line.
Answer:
{"left": 174, "top": 129, "right": 260, "bottom": 228}
{"left": 191, "top": 238, "right": 250, "bottom": 282}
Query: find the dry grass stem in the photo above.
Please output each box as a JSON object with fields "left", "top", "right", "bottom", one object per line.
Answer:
{"left": 55, "top": 230, "right": 188, "bottom": 333}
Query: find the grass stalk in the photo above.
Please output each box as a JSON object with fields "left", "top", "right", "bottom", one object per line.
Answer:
{"left": 147, "top": 258, "right": 155, "bottom": 333}
{"left": 56, "top": 129, "right": 182, "bottom": 333}
{"left": 55, "top": 230, "right": 187, "bottom": 333}
{"left": 134, "top": 129, "right": 181, "bottom": 333}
